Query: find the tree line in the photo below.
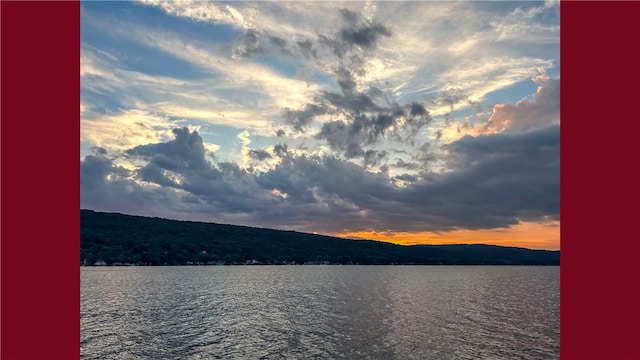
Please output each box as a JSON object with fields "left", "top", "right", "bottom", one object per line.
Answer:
{"left": 81, "top": 210, "right": 560, "bottom": 266}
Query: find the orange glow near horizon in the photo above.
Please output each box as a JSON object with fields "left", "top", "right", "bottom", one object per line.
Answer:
{"left": 334, "top": 221, "right": 560, "bottom": 250}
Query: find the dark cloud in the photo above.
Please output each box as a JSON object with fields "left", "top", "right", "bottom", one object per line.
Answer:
{"left": 394, "top": 173, "right": 419, "bottom": 183}
{"left": 90, "top": 146, "right": 108, "bottom": 155}
{"left": 313, "top": 100, "right": 431, "bottom": 161}
{"left": 399, "top": 124, "right": 560, "bottom": 230}
{"left": 438, "top": 88, "right": 468, "bottom": 109}
{"left": 366, "top": 87, "right": 394, "bottom": 107}
{"left": 269, "top": 36, "right": 291, "bottom": 56}
{"left": 82, "top": 4, "right": 560, "bottom": 240}
{"left": 411, "top": 142, "right": 439, "bottom": 168}
{"left": 339, "top": 8, "right": 359, "bottom": 24}
{"left": 283, "top": 104, "right": 328, "bottom": 132}
{"left": 435, "top": 130, "right": 443, "bottom": 141}
{"left": 410, "top": 102, "right": 427, "bottom": 117}
{"left": 82, "top": 125, "right": 558, "bottom": 234}
{"left": 317, "top": 34, "right": 347, "bottom": 59}
{"left": 393, "top": 158, "right": 420, "bottom": 170}
{"left": 84, "top": 129, "right": 287, "bottom": 222}
{"left": 248, "top": 149, "right": 272, "bottom": 161}
{"left": 136, "top": 162, "right": 175, "bottom": 187}
{"left": 296, "top": 40, "right": 317, "bottom": 59}
{"left": 233, "top": 29, "right": 290, "bottom": 58}
{"left": 364, "top": 149, "right": 388, "bottom": 167}
{"left": 273, "top": 144, "right": 288, "bottom": 157}
{"left": 268, "top": 35, "right": 287, "bottom": 49}
{"left": 256, "top": 125, "right": 558, "bottom": 232}
{"left": 339, "top": 22, "right": 391, "bottom": 50}
{"left": 316, "top": 119, "right": 367, "bottom": 158}
{"left": 126, "top": 127, "right": 210, "bottom": 173}
{"left": 80, "top": 152, "right": 184, "bottom": 218}
{"left": 336, "top": 67, "right": 358, "bottom": 95}
{"left": 252, "top": 5, "right": 432, "bottom": 164}
{"left": 327, "top": 8, "right": 391, "bottom": 56}
{"left": 230, "top": 8, "right": 404, "bottom": 161}
{"left": 81, "top": 153, "right": 129, "bottom": 190}
{"left": 322, "top": 91, "right": 381, "bottom": 113}
{"left": 233, "top": 29, "right": 262, "bottom": 57}
{"left": 230, "top": 8, "right": 390, "bottom": 69}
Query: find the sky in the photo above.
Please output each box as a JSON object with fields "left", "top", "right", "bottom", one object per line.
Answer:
{"left": 80, "top": 1, "right": 560, "bottom": 250}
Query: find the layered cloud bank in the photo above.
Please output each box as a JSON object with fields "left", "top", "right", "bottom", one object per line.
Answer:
{"left": 81, "top": 1, "right": 560, "bottom": 249}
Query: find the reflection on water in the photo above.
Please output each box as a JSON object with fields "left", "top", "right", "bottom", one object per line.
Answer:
{"left": 81, "top": 266, "right": 559, "bottom": 359}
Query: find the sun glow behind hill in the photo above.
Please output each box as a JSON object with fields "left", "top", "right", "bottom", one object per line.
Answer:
{"left": 81, "top": 1, "right": 560, "bottom": 251}
{"left": 336, "top": 220, "right": 560, "bottom": 250}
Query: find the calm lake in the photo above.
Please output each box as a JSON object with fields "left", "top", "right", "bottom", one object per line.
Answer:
{"left": 81, "top": 266, "right": 559, "bottom": 359}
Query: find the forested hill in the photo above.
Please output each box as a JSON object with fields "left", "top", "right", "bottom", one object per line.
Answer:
{"left": 80, "top": 210, "right": 560, "bottom": 266}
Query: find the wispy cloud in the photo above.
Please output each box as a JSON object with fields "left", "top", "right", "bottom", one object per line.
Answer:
{"left": 81, "top": 1, "right": 560, "bottom": 248}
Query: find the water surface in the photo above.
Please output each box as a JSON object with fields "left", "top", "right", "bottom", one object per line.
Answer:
{"left": 81, "top": 266, "right": 559, "bottom": 359}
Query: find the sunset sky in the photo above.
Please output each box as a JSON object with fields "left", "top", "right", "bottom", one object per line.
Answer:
{"left": 80, "top": 1, "right": 560, "bottom": 250}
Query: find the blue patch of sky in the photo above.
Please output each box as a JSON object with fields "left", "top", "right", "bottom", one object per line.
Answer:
{"left": 84, "top": 30, "right": 213, "bottom": 80}
{"left": 193, "top": 123, "right": 245, "bottom": 150}
{"left": 204, "top": 124, "right": 274, "bottom": 152}
{"left": 469, "top": 1, "right": 520, "bottom": 17}
{"left": 427, "top": 78, "right": 541, "bottom": 125}
{"left": 236, "top": 49, "right": 336, "bottom": 91}
{"left": 396, "top": 87, "right": 440, "bottom": 107}
{"left": 83, "top": 2, "right": 241, "bottom": 43}
{"left": 528, "top": 3, "right": 560, "bottom": 24}
{"left": 82, "top": 2, "right": 242, "bottom": 80}
{"left": 251, "top": 54, "right": 301, "bottom": 78}
{"left": 311, "top": 71, "right": 338, "bottom": 88}
{"left": 80, "top": 141, "right": 96, "bottom": 160}
{"left": 215, "top": 88, "right": 271, "bottom": 110}
{"left": 546, "top": 66, "right": 560, "bottom": 78}
{"left": 472, "top": 1, "right": 545, "bottom": 16}
{"left": 446, "top": 106, "right": 478, "bottom": 119}
{"left": 246, "top": 134, "right": 277, "bottom": 151}
{"left": 482, "top": 78, "right": 539, "bottom": 107}
{"left": 81, "top": 88, "right": 128, "bottom": 117}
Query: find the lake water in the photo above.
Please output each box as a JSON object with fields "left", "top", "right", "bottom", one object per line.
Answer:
{"left": 81, "top": 266, "right": 559, "bottom": 359}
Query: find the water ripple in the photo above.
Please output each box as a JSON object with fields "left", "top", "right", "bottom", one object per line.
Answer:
{"left": 82, "top": 266, "right": 559, "bottom": 359}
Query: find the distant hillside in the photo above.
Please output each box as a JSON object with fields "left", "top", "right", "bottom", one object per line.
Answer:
{"left": 80, "top": 210, "right": 560, "bottom": 266}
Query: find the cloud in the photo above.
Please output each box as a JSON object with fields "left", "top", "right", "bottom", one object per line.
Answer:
{"left": 223, "top": 6, "right": 391, "bottom": 64}
{"left": 248, "top": 149, "right": 272, "bottom": 161}
{"left": 273, "top": 144, "right": 288, "bottom": 157}
{"left": 81, "top": 109, "right": 177, "bottom": 154}
{"left": 82, "top": 124, "right": 559, "bottom": 234}
{"left": 478, "top": 70, "right": 559, "bottom": 134}
{"left": 304, "top": 86, "right": 431, "bottom": 163}
{"left": 283, "top": 104, "right": 328, "bottom": 133}
{"left": 232, "top": 29, "right": 291, "bottom": 58}
{"left": 81, "top": 2, "right": 559, "bottom": 246}
{"left": 242, "top": 7, "right": 435, "bottom": 165}
{"left": 90, "top": 146, "right": 108, "bottom": 156}
{"left": 333, "top": 8, "right": 391, "bottom": 55}
{"left": 135, "top": 1, "right": 558, "bottom": 108}
{"left": 126, "top": 127, "right": 211, "bottom": 172}
{"left": 81, "top": 12, "right": 319, "bottom": 119}
{"left": 82, "top": 2, "right": 559, "bottom": 150}
{"left": 315, "top": 112, "right": 397, "bottom": 160}
{"left": 364, "top": 149, "right": 388, "bottom": 168}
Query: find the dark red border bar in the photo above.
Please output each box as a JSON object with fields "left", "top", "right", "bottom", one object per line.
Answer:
{"left": 1, "top": 1, "right": 639, "bottom": 359}
{"left": 561, "top": 1, "right": 640, "bottom": 359}
{"left": 1, "top": 1, "right": 80, "bottom": 358}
